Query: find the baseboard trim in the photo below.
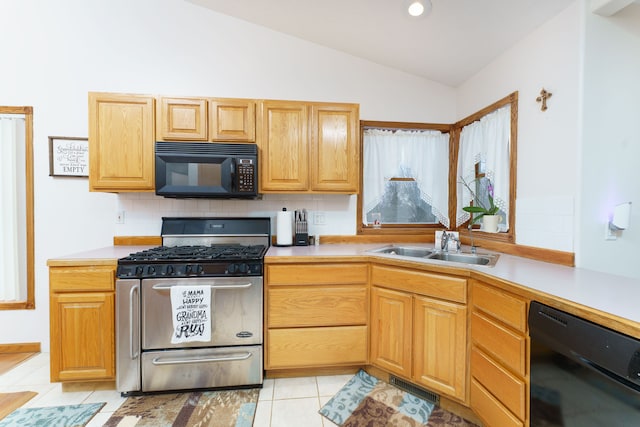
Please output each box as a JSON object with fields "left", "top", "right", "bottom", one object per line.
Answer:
{"left": 0, "top": 342, "right": 40, "bottom": 353}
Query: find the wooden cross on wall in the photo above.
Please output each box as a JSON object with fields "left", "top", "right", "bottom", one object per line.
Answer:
{"left": 536, "top": 88, "right": 552, "bottom": 111}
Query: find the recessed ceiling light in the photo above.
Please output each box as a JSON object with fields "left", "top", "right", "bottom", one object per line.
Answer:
{"left": 407, "top": 0, "right": 432, "bottom": 17}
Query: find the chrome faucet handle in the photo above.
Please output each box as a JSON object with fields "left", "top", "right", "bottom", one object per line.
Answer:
{"left": 441, "top": 230, "right": 449, "bottom": 251}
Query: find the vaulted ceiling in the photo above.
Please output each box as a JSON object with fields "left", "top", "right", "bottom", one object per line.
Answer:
{"left": 187, "top": 0, "right": 576, "bottom": 87}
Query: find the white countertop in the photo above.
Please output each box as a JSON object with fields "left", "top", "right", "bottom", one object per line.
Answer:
{"left": 49, "top": 243, "right": 640, "bottom": 328}
{"left": 267, "top": 243, "right": 640, "bottom": 326}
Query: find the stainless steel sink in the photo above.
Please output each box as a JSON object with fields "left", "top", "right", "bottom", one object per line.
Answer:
{"left": 368, "top": 245, "right": 499, "bottom": 267}
{"left": 369, "top": 245, "right": 433, "bottom": 258}
{"left": 426, "top": 252, "right": 498, "bottom": 266}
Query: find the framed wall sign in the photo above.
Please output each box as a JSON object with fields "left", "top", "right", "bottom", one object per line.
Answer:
{"left": 48, "top": 136, "right": 89, "bottom": 177}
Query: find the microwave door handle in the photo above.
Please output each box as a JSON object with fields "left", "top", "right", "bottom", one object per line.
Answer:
{"left": 230, "top": 157, "right": 237, "bottom": 192}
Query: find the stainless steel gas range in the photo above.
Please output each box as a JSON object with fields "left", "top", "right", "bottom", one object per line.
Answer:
{"left": 115, "top": 217, "right": 270, "bottom": 395}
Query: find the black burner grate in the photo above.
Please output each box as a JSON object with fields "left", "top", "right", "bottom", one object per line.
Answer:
{"left": 120, "top": 244, "right": 267, "bottom": 263}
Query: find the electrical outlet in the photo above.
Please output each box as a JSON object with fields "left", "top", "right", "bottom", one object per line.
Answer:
{"left": 314, "top": 212, "right": 326, "bottom": 225}
{"left": 116, "top": 211, "right": 125, "bottom": 224}
{"left": 605, "top": 223, "right": 617, "bottom": 241}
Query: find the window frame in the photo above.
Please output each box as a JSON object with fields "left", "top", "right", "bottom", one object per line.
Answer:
{"left": 453, "top": 92, "right": 518, "bottom": 244}
{"left": 357, "top": 92, "right": 518, "bottom": 244}
{"left": 357, "top": 120, "right": 453, "bottom": 235}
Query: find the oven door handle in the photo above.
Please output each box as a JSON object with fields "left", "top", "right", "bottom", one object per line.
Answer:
{"left": 151, "top": 282, "right": 253, "bottom": 290}
{"left": 151, "top": 352, "right": 253, "bottom": 365}
{"left": 129, "top": 284, "right": 140, "bottom": 360}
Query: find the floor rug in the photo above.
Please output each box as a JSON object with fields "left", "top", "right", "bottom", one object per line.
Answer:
{"left": 0, "top": 391, "right": 38, "bottom": 421}
{"left": 320, "top": 370, "right": 478, "bottom": 427}
{"left": 0, "top": 402, "right": 105, "bottom": 427}
{"left": 104, "top": 388, "right": 259, "bottom": 427}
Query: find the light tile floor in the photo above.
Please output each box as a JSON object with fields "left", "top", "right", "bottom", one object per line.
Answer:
{"left": 0, "top": 352, "right": 352, "bottom": 426}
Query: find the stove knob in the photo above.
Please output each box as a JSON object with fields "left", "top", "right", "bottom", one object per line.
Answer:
{"left": 228, "top": 264, "right": 238, "bottom": 274}
{"left": 196, "top": 265, "right": 204, "bottom": 275}
{"left": 185, "top": 264, "right": 193, "bottom": 275}
{"left": 147, "top": 265, "right": 156, "bottom": 276}
{"left": 239, "top": 263, "right": 248, "bottom": 273}
{"left": 163, "top": 265, "right": 174, "bottom": 276}
{"left": 135, "top": 266, "right": 144, "bottom": 276}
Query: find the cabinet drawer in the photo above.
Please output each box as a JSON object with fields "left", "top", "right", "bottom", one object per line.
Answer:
{"left": 472, "top": 282, "right": 527, "bottom": 333}
{"left": 50, "top": 267, "right": 115, "bottom": 292}
{"left": 371, "top": 265, "right": 466, "bottom": 303}
{"left": 267, "top": 326, "right": 367, "bottom": 369}
{"left": 471, "top": 379, "right": 524, "bottom": 427}
{"left": 471, "top": 312, "right": 527, "bottom": 376}
{"left": 268, "top": 285, "right": 367, "bottom": 327}
{"left": 471, "top": 347, "right": 526, "bottom": 420}
{"left": 267, "top": 263, "right": 368, "bottom": 286}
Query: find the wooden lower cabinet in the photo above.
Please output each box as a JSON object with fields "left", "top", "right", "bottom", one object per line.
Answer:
{"left": 370, "top": 286, "right": 412, "bottom": 377}
{"left": 370, "top": 265, "right": 468, "bottom": 402}
{"left": 413, "top": 295, "right": 466, "bottom": 400}
{"left": 470, "top": 279, "right": 529, "bottom": 427}
{"left": 49, "top": 264, "right": 116, "bottom": 382}
{"left": 265, "top": 263, "right": 368, "bottom": 370}
{"left": 268, "top": 326, "right": 367, "bottom": 368}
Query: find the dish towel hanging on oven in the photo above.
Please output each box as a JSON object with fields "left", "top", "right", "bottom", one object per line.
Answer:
{"left": 170, "top": 285, "right": 212, "bottom": 344}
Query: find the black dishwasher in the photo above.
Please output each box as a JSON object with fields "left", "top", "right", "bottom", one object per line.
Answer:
{"left": 529, "top": 301, "right": 640, "bottom": 426}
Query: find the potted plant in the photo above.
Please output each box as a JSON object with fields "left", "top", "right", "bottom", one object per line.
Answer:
{"left": 460, "top": 177, "right": 501, "bottom": 232}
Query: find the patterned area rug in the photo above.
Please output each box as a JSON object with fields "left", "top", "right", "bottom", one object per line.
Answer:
{"left": 0, "top": 402, "right": 105, "bottom": 427}
{"left": 104, "top": 388, "right": 259, "bottom": 427}
{"left": 320, "top": 370, "right": 478, "bottom": 427}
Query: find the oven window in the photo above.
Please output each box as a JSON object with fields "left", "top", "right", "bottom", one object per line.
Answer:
{"left": 531, "top": 340, "right": 640, "bottom": 426}
{"left": 166, "top": 162, "right": 222, "bottom": 187}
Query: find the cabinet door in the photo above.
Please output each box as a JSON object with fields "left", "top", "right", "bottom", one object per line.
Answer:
{"left": 49, "top": 292, "right": 115, "bottom": 382}
{"left": 89, "top": 92, "right": 155, "bottom": 191}
{"left": 257, "top": 101, "right": 309, "bottom": 191}
{"left": 158, "top": 97, "right": 207, "bottom": 140}
{"left": 413, "top": 295, "right": 467, "bottom": 401}
{"left": 210, "top": 98, "right": 255, "bottom": 142}
{"left": 310, "top": 103, "right": 359, "bottom": 193}
{"left": 267, "top": 325, "right": 367, "bottom": 369}
{"left": 370, "top": 286, "right": 412, "bottom": 378}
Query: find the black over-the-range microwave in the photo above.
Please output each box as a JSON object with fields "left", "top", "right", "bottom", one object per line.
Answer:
{"left": 155, "top": 141, "right": 258, "bottom": 198}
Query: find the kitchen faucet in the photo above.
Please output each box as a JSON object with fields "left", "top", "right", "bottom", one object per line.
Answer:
{"left": 441, "top": 231, "right": 461, "bottom": 252}
{"left": 468, "top": 222, "right": 477, "bottom": 254}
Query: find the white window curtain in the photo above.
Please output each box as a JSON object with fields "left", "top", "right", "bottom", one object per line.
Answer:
{"left": 456, "top": 105, "right": 510, "bottom": 228}
{"left": 363, "top": 129, "right": 450, "bottom": 227}
{"left": 0, "top": 115, "right": 25, "bottom": 301}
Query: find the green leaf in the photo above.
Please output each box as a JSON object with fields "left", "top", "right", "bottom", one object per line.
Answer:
{"left": 463, "top": 206, "right": 487, "bottom": 214}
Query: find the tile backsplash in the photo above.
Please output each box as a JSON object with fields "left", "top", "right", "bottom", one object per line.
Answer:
{"left": 515, "top": 196, "right": 575, "bottom": 252}
{"left": 115, "top": 193, "right": 357, "bottom": 238}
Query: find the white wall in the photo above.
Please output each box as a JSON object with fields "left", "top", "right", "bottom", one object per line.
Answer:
{"left": 457, "top": 1, "right": 582, "bottom": 253}
{"left": 0, "top": 0, "right": 455, "bottom": 350}
{"left": 578, "top": 3, "right": 640, "bottom": 277}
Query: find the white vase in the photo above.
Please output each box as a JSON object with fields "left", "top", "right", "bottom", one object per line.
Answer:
{"left": 482, "top": 215, "right": 500, "bottom": 233}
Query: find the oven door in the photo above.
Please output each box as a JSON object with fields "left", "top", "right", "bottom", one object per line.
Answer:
{"left": 141, "top": 276, "right": 262, "bottom": 350}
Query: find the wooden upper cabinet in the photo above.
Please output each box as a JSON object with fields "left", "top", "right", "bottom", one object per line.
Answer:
{"left": 157, "top": 97, "right": 208, "bottom": 141}
{"left": 210, "top": 98, "right": 256, "bottom": 142}
{"left": 311, "top": 103, "right": 359, "bottom": 192}
{"left": 258, "top": 100, "right": 309, "bottom": 192}
{"left": 157, "top": 97, "right": 255, "bottom": 142}
{"left": 89, "top": 92, "right": 155, "bottom": 192}
{"left": 257, "top": 100, "right": 359, "bottom": 194}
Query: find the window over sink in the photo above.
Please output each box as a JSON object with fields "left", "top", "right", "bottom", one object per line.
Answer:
{"left": 358, "top": 91, "right": 518, "bottom": 244}
{"left": 358, "top": 121, "right": 452, "bottom": 234}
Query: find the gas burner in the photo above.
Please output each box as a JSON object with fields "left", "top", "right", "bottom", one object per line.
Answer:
{"left": 120, "top": 244, "right": 267, "bottom": 263}
{"left": 117, "top": 217, "right": 271, "bottom": 279}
